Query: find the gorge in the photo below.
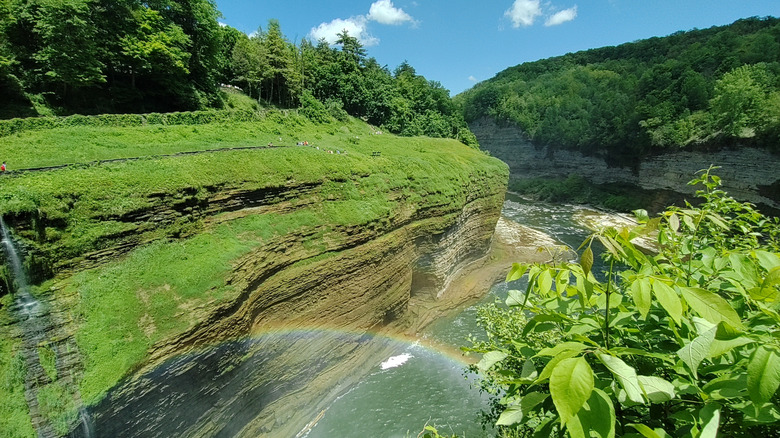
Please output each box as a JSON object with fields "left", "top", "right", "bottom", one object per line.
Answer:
{"left": 0, "top": 115, "right": 514, "bottom": 437}
{"left": 470, "top": 117, "right": 780, "bottom": 214}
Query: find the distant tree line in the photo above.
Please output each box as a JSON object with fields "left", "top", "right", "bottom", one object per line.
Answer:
{"left": 456, "top": 16, "right": 780, "bottom": 157}
{"left": 0, "top": 1, "right": 474, "bottom": 145}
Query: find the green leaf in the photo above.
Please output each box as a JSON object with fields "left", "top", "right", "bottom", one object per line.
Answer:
{"left": 756, "top": 266, "right": 780, "bottom": 301}
{"left": 538, "top": 269, "right": 553, "bottom": 295}
{"left": 709, "top": 335, "right": 754, "bottom": 359}
{"left": 677, "top": 327, "right": 717, "bottom": 378}
{"left": 703, "top": 374, "right": 747, "bottom": 400}
{"left": 477, "top": 351, "right": 508, "bottom": 371}
{"left": 680, "top": 287, "right": 743, "bottom": 330}
{"left": 652, "top": 279, "right": 683, "bottom": 325}
{"left": 748, "top": 345, "right": 780, "bottom": 404}
{"left": 682, "top": 214, "right": 695, "bottom": 231}
{"left": 698, "top": 403, "right": 721, "bottom": 438}
{"left": 631, "top": 277, "right": 652, "bottom": 319}
{"left": 565, "top": 388, "right": 615, "bottom": 438}
{"left": 597, "top": 353, "right": 644, "bottom": 404}
{"left": 507, "top": 263, "right": 528, "bottom": 282}
{"left": 637, "top": 375, "right": 676, "bottom": 403}
{"left": 506, "top": 290, "right": 525, "bottom": 307}
{"left": 497, "top": 392, "right": 548, "bottom": 426}
{"left": 550, "top": 356, "right": 594, "bottom": 425}
{"left": 521, "top": 391, "right": 549, "bottom": 412}
{"left": 706, "top": 213, "right": 729, "bottom": 230}
{"left": 754, "top": 250, "right": 780, "bottom": 273}
{"left": 555, "top": 269, "right": 570, "bottom": 295}
{"left": 581, "top": 246, "right": 594, "bottom": 275}
{"left": 496, "top": 404, "right": 524, "bottom": 426}
{"left": 536, "top": 342, "right": 588, "bottom": 357}
{"left": 597, "top": 235, "right": 625, "bottom": 258}
{"left": 629, "top": 423, "right": 667, "bottom": 438}
{"left": 633, "top": 209, "right": 650, "bottom": 222}
{"left": 669, "top": 213, "right": 679, "bottom": 232}
{"left": 738, "top": 401, "right": 780, "bottom": 424}
{"left": 521, "top": 359, "right": 538, "bottom": 380}
{"left": 537, "top": 349, "right": 580, "bottom": 382}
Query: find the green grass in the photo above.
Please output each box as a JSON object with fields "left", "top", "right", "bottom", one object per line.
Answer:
{"left": 0, "top": 112, "right": 334, "bottom": 170}
{"left": 38, "top": 345, "right": 57, "bottom": 381}
{"left": 36, "top": 381, "right": 78, "bottom": 436}
{"left": 1, "top": 113, "right": 508, "bottom": 410}
{"left": 0, "top": 296, "right": 36, "bottom": 438}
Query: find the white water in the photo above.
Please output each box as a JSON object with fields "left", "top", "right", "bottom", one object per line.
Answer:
{"left": 0, "top": 216, "right": 40, "bottom": 316}
{"left": 380, "top": 353, "right": 413, "bottom": 370}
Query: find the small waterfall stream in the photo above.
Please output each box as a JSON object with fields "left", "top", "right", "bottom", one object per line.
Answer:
{"left": 1, "top": 216, "right": 40, "bottom": 317}
{"left": 1, "top": 217, "right": 92, "bottom": 438}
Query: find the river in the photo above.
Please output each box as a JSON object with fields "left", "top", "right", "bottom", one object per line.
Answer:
{"left": 303, "top": 194, "right": 610, "bottom": 437}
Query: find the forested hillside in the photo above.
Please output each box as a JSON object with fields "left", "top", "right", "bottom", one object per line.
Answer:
{"left": 457, "top": 16, "right": 780, "bottom": 157}
{"left": 0, "top": 0, "right": 473, "bottom": 144}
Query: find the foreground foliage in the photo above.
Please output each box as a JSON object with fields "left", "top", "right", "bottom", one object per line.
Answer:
{"left": 467, "top": 168, "right": 780, "bottom": 437}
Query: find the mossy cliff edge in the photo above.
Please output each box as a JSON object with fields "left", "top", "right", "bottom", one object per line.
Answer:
{"left": 0, "top": 114, "right": 508, "bottom": 437}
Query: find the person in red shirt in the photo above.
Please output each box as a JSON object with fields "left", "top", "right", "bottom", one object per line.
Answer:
{"left": 1, "top": 162, "right": 6, "bottom": 172}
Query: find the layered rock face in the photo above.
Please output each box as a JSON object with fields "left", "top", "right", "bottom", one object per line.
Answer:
{"left": 471, "top": 117, "right": 780, "bottom": 211}
{"left": 36, "top": 161, "right": 506, "bottom": 437}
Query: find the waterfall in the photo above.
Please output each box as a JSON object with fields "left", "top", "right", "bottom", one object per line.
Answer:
{"left": 79, "top": 407, "right": 95, "bottom": 438}
{"left": 0, "top": 216, "right": 40, "bottom": 316}
{"left": 1, "top": 216, "right": 96, "bottom": 438}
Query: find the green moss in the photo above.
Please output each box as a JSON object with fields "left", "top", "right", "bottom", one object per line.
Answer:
{"left": 36, "top": 381, "right": 78, "bottom": 435}
{"left": 1, "top": 114, "right": 509, "bottom": 410}
{"left": 0, "top": 306, "right": 35, "bottom": 437}
{"left": 38, "top": 345, "right": 57, "bottom": 381}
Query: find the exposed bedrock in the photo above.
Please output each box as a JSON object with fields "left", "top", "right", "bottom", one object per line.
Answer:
{"left": 56, "top": 167, "right": 508, "bottom": 437}
{"left": 471, "top": 117, "right": 780, "bottom": 212}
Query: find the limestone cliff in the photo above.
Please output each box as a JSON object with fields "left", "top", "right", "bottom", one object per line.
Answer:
{"left": 76, "top": 178, "right": 505, "bottom": 437}
{"left": 1, "top": 141, "right": 508, "bottom": 437}
{"left": 470, "top": 117, "right": 780, "bottom": 212}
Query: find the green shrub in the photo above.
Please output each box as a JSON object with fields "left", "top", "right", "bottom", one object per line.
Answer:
{"left": 0, "top": 110, "right": 270, "bottom": 138}
{"left": 299, "top": 91, "right": 333, "bottom": 124}
{"left": 468, "top": 168, "right": 780, "bottom": 437}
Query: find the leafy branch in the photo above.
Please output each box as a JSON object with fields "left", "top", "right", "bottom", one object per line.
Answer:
{"left": 466, "top": 170, "right": 780, "bottom": 437}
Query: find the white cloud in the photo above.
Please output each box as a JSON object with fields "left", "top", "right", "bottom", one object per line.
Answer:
{"left": 545, "top": 6, "right": 578, "bottom": 26}
{"left": 468, "top": 75, "right": 478, "bottom": 82}
{"left": 505, "top": 0, "right": 542, "bottom": 28}
{"left": 218, "top": 21, "right": 228, "bottom": 28}
{"left": 367, "top": 0, "right": 414, "bottom": 25}
{"left": 309, "top": 16, "right": 379, "bottom": 46}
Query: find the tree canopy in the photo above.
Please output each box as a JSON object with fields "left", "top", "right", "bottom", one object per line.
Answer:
{"left": 0, "top": 5, "right": 474, "bottom": 145}
{"left": 456, "top": 16, "right": 780, "bottom": 157}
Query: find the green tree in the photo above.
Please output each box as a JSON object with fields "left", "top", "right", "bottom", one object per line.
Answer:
{"left": 711, "top": 64, "right": 774, "bottom": 138}
{"left": 117, "top": 7, "right": 190, "bottom": 90}
{"left": 258, "top": 19, "right": 295, "bottom": 106}
{"left": 33, "top": 0, "right": 105, "bottom": 96}
{"left": 230, "top": 33, "right": 265, "bottom": 99}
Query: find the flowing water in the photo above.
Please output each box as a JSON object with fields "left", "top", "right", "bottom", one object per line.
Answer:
{"left": 304, "top": 194, "right": 606, "bottom": 437}
{"left": 2, "top": 217, "right": 94, "bottom": 438}
{"left": 1, "top": 216, "right": 41, "bottom": 316}
{"left": 76, "top": 195, "right": 609, "bottom": 437}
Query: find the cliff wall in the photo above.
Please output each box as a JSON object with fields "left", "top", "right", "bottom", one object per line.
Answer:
{"left": 81, "top": 177, "right": 505, "bottom": 437}
{"left": 0, "top": 138, "right": 508, "bottom": 437}
{"left": 470, "top": 117, "right": 780, "bottom": 212}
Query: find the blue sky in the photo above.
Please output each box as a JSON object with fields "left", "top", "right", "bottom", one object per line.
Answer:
{"left": 216, "top": 0, "right": 779, "bottom": 95}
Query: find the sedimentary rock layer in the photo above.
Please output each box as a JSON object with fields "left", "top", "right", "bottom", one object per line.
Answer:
{"left": 471, "top": 117, "right": 780, "bottom": 211}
